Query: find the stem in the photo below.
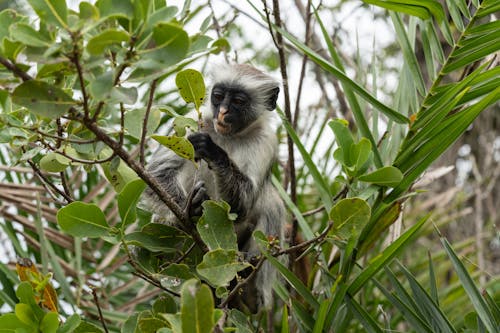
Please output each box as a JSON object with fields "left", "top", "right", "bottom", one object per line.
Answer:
{"left": 140, "top": 79, "right": 158, "bottom": 166}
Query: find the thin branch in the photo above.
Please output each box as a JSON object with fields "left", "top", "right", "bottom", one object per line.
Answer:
{"left": 264, "top": 0, "right": 297, "bottom": 207}
{"left": 0, "top": 56, "right": 32, "bottom": 81}
{"left": 277, "top": 221, "right": 333, "bottom": 256}
{"left": 140, "top": 79, "right": 158, "bottom": 166}
{"left": 26, "top": 159, "right": 73, "bottom": 204}
{"left": 220, "top": 256, "right": 266, "bottom": 308}
{"left": 91, "top": 288, "right": 109, "bottom": 333}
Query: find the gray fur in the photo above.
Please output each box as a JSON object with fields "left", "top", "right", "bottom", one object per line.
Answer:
{"left": 142, "top": 64, "right": 286, "bottom": 312}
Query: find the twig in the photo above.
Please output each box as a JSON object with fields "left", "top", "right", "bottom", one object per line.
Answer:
{"left": 91, "top": 288, "right": 109, "bottom": 333}
{"left": 128, "top": 260, "right": 180, "bottom": 297}
{"left": 277, "top": 221, "right": 333, "bottom": 256}
{"left": 26, "top": 159, "right": 73, "bottom": 204}
{"left": 220, "top": 256, "right": 266, "bottom": 308}
{"left": 140, "top": 79, "right": 158, "bottom": 165}
{"left": 0, "top": 56, "right": 32, "bottom": 81}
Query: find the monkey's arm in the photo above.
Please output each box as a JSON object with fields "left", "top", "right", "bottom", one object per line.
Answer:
{"left": 144, "top": 148, "right": 207, "bottom": 219}
{"left": 188, "top": 133, "right": 261, "bottom": 219}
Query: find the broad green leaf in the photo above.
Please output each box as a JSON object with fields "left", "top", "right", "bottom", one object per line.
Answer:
{"left": 175, "top": 69, "right": 206, "bottom": 110}
{"left": 39, "top": 152, "right": 71, "bottom": 172}
{"left": 110, "top": 86, "right": 138, "bottom": 105}
{"left": 125, "top": 223, "right": 187, "bottom": 252}
{"left": 12, "top": 80, "right": 74, "bottom": 119}
{"left": 118, "top": 179, "right": 147, "bottom": 226}
{"left": 57, "top": 202, "right": 110, "bottom": 238}
{"left": 358, "top": 166, "right": 403, "bottom": 187}
{"left": 0, "top": 313, "right": 32, "bottom": 332}
{"left": 57, "top": 314, "right": 81, "bottom": 333}
{"left": 196, "top": 249, "right": 250, "bottom": 287}
{"left": 9, "top": 23, "right": 51, "bottom": 47}
{"left": 229, "top": 309, "right": 253, "bottom": 333}
{"left": 124, "top": 108, "right": 162, "bottom": 139}
{"left": 152, "top": 135, "right": 195, "bottom": 162}
{"left": 173, "top": 115, "right": 198, "bottom": 136}
{"left": 329, "top": 198, "right": 371, "bottom": 239}
{"left": 87, "top": 29, "right": 130, "bottom": 55}
{"left": 329, "top": 119, "right": 354, "bottom": 166}
{"left": 96, "top": 0, "right": 134, "bottom": 19}
{"left": 40, "top": 312, "right": 59, "bottom": 333}
{"left": 212, "top": 38, "right": 231, "bottom": 55}
{"left": 0, "top": 9, "right": 25, "bottom": 41}
{"left": 15, "top": 303, "right": 37, "bottom": 327}
{"left": 163, "top": 314, "right": 182, "bottom": 333}
{"left": 350, "top": 138, "right": 372, "bottom": 171}
{"left": 159, "top": 264, "right": 195, "bottom": 293}
{"left": 102, "top": 157, "right": 138, "bottom": 192}
{"left": 180, "top": 279, "right": 215, "bottom": 333}
{"left": 27, "top": 0, "right": 68, "bottom": 28}
{"left": 73, "top": 321, "right": 104, "bottom": 333}
{"left": 79, "top": 2, "right": 99, "bottom": 20}
{"left": 143, "top": 23, "right": 189, "bottom": 67}
{"left": 88, "top": 71, "right": 113, "bottom": 101}
{"left": 197, "top": 200, "right": 238, "bottom": 251}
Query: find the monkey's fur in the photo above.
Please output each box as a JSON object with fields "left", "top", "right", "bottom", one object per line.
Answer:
{"left": 143, "top": 64, "right": 286, "bottom": 312}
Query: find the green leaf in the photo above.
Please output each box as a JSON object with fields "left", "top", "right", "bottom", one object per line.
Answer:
{"left": 27, "top": 0, "right": 68, "bottom": 28}
{"left": 102, "top": 157, "right": 138, "bottom": 192}
{"left": 358, "top": 166, "right": 403, "bottom": 187}
{"left": 196, "top": 249, "right": 250, "bottom": 287}
{"left": 362, "top": 0, "right": 445, "bottom": 22}
{"left": 345, "top": 294, "right": 384, "bottom": 333}
{"left": 180, "top": 279, "right": 215, "bottom": 333}
{"left": 57, "top": 202, "right": 110, "bottom": 238}
{"left": 173, "top": 115, "right": 198, "bottom": 137}
{"left": 329, "top": 198, "right": 371, "bottom": 239}
{"left": 329, "top": 119, "right": 354, "bottom": 166}
{"left": 197, "top": 200, "right": 238, "bottom": 251}
{"left": 350, "top": 138, "right": 372, "bottom": 171}
{"left": 442, "top": 237, "right": 500, "bottom": 333}
{"left": 40, "top": 312, "right": 59, "bottom": 333}
{"left": 39, "top": 152, "right": 71, "bottom": 172}
{"left": 124, "top": 107, "right": 162, "bottom": 139}
{"left": 118, "top": 179, "right": 147, "bottom": 226}
{"left": 143, "top": 22, "right": 189, "bottom": 67}
{"left": 78, "top": 2, "right": 99, "bottom": 20}
{"left": 175, "top": 69, "right": 206, "bottom": 110}
{"left": 0, "top": 313, "right": 32, "bottom": 332}
{"left": 349, "top": 214, "right": 429, "bottom": 295}
{"left": 88, "top": 71, "right": 113, "bottom": 101}
{"left": 15, "top": 303, "right": 37, "bottom": 327}
{"left": 12, "top": 80, "right": 74, "bottom": 118}
{"left": 57, "top": 314, "right": 81, "bottom": 333}
{"left": 9, "top": 23, "right": 51, "bottom": 47}
{"left": 125, "top": 223, "right": 188, "bottom": 252}
{"left": 159, "top": 264, "right": 196, "bottom": 293}
{"left": 0, "top": 9, "right": 25, "bottom": 41}
{"left": 87, "top": 29, "right": 130, "bottom": 55}
{"left": 152, "top": 135, "right": 195, "bottom": 162}
{"left": 73, "top": 321, "right": 104, "bottom": 333}
{"left": 96, "top": 0, "right": 134, "bottom": 19}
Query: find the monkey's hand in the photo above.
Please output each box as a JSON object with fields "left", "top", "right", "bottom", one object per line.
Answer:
{"left": 188, "top": 133, "right": 229, "bottom": 168}
{"left": 188, "top": 181, "right": 209, "bottom": 218}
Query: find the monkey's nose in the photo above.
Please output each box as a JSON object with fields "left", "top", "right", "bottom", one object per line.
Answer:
{"left": 219, "top": 105, "right": 229, "bottom": 115}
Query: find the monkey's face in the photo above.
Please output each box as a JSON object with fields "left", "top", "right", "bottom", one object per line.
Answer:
{"left": 210, "top": 83, "right": 255, "bottom": 136}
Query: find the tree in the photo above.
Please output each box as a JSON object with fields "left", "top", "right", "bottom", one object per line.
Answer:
{"left": 0, "top": 0, "right": 498, "bottom": 332}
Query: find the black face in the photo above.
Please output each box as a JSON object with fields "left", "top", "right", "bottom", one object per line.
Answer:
{"left": 211, "top": 83, "right": 254, "bottom": 135}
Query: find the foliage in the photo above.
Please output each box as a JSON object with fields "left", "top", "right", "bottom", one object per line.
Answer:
{"left": 0, "top": 0, "right": 498, "bottom": 332}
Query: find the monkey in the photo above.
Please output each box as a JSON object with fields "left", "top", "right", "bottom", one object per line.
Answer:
{"left": 142, "top": 63, "right": 286, "bottom": 312}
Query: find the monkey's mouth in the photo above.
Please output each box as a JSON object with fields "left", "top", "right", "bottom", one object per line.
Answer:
{"left": 215, "top": 120, "right": 231, "bottom": 134}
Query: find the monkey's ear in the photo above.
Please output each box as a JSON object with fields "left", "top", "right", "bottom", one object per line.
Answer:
{"left": 266, "top": 87, "right": 280, "bottom": 111}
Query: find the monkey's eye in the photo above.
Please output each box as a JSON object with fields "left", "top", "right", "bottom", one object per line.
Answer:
{"left": 212, "top": 92, "right": 224, "bottom": 103}
{"left": 232, "top": 97, "right": 246, "bottom": 106}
